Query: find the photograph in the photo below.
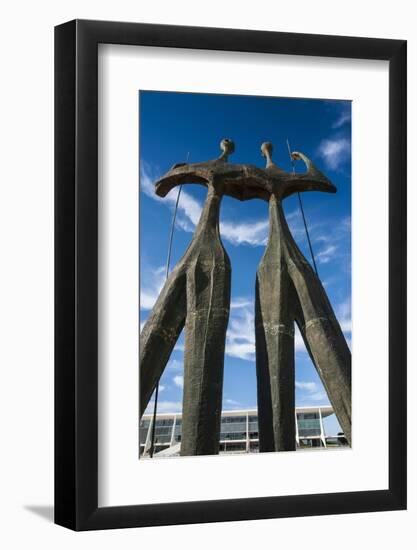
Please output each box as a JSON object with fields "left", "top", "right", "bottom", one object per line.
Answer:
{"left": 0, "top": 1, "right": 408, "bottom": 541}
{"left": 139, "top": 91, "right": 352, "bottom": 459}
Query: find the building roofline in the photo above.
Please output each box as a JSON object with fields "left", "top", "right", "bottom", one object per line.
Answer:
{"left": 142, "top": 405, "right": 334, "bottom": 419}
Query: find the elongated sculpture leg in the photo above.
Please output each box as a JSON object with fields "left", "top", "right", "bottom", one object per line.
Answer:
{"left": 181, "top": 260, "right": 231, "bottom": 455}
{"left": 140, "top": 140, "right": 236, "bottom": 455}
{"left": 139, "top": 267, "right": 186, "bottom": 417}
{"left": 181, "top": 190, "right": 231, "bottom": 456}
{"left": 255, "top": 195, "right": 296, "bottom": 452}
{"left": 255, "top": 273, "right": 295, "bottom": 452}
{"left": 255, "top": 278, "right": 275, "bottom": 452}
{"left": 289, "top": 258, "right": 352, "bottom": 445}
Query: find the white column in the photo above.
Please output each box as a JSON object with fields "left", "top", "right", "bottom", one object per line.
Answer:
{"left": 318, "top": 407, "right": 327, "bottom": 447}
{"left": 170, "top": 415, "right": 177, "bottom": 447}
{"left": 295, "top": 409, "right": 299, "bottom": 447}
{"left": 143, "top": 417, "right": 153, "bottom": 456}
{"left": 246, "top": 411, "right": 250, "bottom": 452}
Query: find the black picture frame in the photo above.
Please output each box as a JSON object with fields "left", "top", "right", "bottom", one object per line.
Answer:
{"left": 55, "top": 19, "right": 407, "bottom": 531}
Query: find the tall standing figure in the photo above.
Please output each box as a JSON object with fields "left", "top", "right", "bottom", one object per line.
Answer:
{"left": 140, "top": 140, "right": 234, "bottom": 455}
{"left": 140, "top": 138, "right": 351, "bottom": 455}
{"left": 140, "top": 139, "right": 270, "bottom": 455}
{"left": 255, "top": 142, "right": 351, "bottom": 451}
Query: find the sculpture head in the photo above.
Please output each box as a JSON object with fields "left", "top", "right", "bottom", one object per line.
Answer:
{"left": 259, "top": 142, "right": 337, "bottom": 198}
{"left": 220, "top": 138, "right": 235, "bottom": 159}
{"left": 261, "top": 141, "right": 273, "bottom": 161}
{"left": 154, "top": 138, "right": 269, "bottom": 201}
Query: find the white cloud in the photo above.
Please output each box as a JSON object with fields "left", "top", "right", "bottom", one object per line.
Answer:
{"left": 285, "top": 208, "right": 347, "bottom": 271}
{"left": 171, "top": 188, "right": 202, "bottom": 227}
{"left": 167, "top": 359, "right": 183, "bottom": 371}
{"left": 173, "top": 342, "right": 185, "bottom": 353}
{"left": 336, "top": 298, "right": 352, "bottom": 336}
{"left": 141, "top": 163, "right": 202, "bottom": 225}
{"left": 220, "top": 219, "right": 269, "bottom": 247}
{"left": 296, "top": 380, "right": 329, "bottom": 405}
{"left": 286, "top": 208, "right": 317, "bottom": 244}
{"left": 295, "top": 381, "right": 318, "bottom": 392}
{"left": 226, "top": 341, "right": 255, "bottom": 361}
{"left": 145, "top": 400, "right": 182, "bottom": 414}
{"left": 332, "top": 109, "right": 351, "bottom": 129}
{"left": 174, "top": 216, "right": 195, "bottom": 233}
{"left": 225, "top": 300, "right": 255, "bottom": 361}
{"left": 230, "top": 297, "right": 253, "bottom": 309}
{"left": 225, "top": 299, "right": 308, "bottom": 361}
{"left": 140, "top": 265, "right": 165, "bottom": 311}
{"left": 223, "top": 398, "right": 242, "bottom": 410}
{"left": 318, "top": 138, "right": 350, "bottom": 170}
{"left": 141, "top": 162, "right": 269, "bottom": 247}
{"left": 315, "top": 244, "right": 338, "bottom": 264}
{"left": 305, "top": 215, "right": 351, "bottom": 271}
{"left": 173, "top": 375, "right": 184, "bottom": 389}
{"left": 315, "top": 216, "right": 351, "bottom": 244}
{"left": 224, "top": 398, "right": 240, "bottom": 405}
{"left": 294, "top": 325, "right": 306, "bottom": 353}
{"left": 309, "top": 391, "right": 328, "bottom": 402}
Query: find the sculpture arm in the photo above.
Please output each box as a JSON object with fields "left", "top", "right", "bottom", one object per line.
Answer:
{"left": 281, "top": 151, "right": 337, "bottom": 198}
{"left": 154, "top": 138, "right": 236, "bottom": 197}
{"left": 155, "top": 163, "right": 210, "bottom": 197}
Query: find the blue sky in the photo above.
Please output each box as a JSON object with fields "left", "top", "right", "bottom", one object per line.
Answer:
{"left": 139, "top": 91, "right": 351, "bottom": 436}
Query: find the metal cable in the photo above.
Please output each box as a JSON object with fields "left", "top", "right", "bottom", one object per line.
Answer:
{"left": 149, "top": 153, "right": 188, "bottom": 458}
{"left": 297, "top": 191, "right": 319, "bottom": 277}
{"left": 286, "top": 139, "right": 319, "bottom": 278}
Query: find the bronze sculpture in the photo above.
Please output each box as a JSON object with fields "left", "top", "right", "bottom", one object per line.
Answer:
{"left": 140, "top": 139, "right": 351, "bottom": 456}
{"left": 141, "top": 139, "right": 244, "bottom": 455}
{"left": 255, "top": 143, "right": 351, "bottom": 451}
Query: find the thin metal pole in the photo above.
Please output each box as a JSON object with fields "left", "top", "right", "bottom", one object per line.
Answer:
{"left": 149, "top": 153, "right": 189, "bottom": 458}
{"left": 286, "top": 139, "right": 319, "bottom": 278}
{"left": 165, "top": 186, "right": 183, "bottom": 279}
{"left": 149, "top": 384, "right": 159, "bottom": 458}
{"left": 297, "top": 192, "right": 319, "bottom": 277}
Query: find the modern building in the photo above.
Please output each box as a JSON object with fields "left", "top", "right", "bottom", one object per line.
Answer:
{"left": 139, "top": 406, "right": 348, "bottom": 457}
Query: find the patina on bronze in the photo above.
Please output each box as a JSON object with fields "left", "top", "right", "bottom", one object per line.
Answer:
{"left": 140, "top": 139, "right": 351, "bottom": 456}
{"left": 141, "top": 139, "right": 240, "bottom": 455}
{"left": 254, "top": 142, "right": 351, "bottom": 451}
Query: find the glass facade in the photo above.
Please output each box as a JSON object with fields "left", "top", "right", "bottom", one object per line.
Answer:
{"left": 297, "top": 412, "right": 321, "bottom": 437}
{"left": 152, "top": 418, "right": 174, "bottom": 444}
{"left": 139, "top": 418, "right": 151, "bottom": 445}
{"left": 139, "top": 407, "right": 346, "bottom": 456}
{"left": 220, "top": 416, "right": 247, "bottom": 441}
{"left": 174, "top": 418, "right": 182, "bottom": 442}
